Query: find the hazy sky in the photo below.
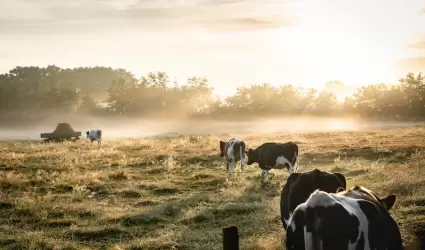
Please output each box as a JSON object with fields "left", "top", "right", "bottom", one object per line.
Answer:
{"left": 1, "top": 0, "right": 425, "bottom": 97}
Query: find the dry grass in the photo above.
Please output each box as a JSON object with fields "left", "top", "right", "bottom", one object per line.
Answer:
{"left": 1, "top": 128, "right": 425, "bottom": 249}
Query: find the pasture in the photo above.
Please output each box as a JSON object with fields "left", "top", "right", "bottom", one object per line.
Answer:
{"left": 1, "top": 127, "right": 425, "bottom": 249}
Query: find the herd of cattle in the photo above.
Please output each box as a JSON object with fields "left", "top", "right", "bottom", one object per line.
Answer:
{"left": 219, "top": 138, "right": 403, "bottom": 250}
{"left": 83, "top": 131, "right": 404, "bottom": 249}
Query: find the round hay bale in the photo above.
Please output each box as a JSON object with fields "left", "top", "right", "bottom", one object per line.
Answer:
{"left": 53, "top": 123, "right": 76, "bottom": 133}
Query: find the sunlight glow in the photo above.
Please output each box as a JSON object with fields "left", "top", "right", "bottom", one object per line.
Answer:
{"left": 1, "top": 0, "right": 425, "bottom": 95}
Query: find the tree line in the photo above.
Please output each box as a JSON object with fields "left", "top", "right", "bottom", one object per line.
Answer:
{"left": 0, "top": 65, "right": 424, "bottom": 120}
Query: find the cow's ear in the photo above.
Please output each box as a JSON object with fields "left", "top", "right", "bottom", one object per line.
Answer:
{"left": 380, "top": 194, "right": 397, "bottom": 210}
{"left": 333, "top": 172, "right": 347, "bottom": 189}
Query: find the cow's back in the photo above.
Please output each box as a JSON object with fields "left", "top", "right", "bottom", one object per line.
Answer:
{"left": 257, "top": 142, "right": 297, "bottom": 164}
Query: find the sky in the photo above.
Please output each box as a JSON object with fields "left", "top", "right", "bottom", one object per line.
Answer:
{"left": 1, "top": 0, "right": 425, "bottom": 99}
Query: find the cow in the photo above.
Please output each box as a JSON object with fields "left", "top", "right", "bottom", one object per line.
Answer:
{"left": 219, "top": 138, "right": 246, "bottom": 180}
{"left": 285, "top": 185, "right": 402, "bottom": 250}
{"left": 245, "top": 142, "right": 298, "bottom": 182}
{"left": 86, "top": 129, "right": 102, "bottom": 146}
{"left": 280, "top": 169, "right": 347, "bottom": 230}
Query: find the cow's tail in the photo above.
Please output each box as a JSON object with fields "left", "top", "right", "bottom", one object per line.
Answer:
{"left": 305, "top": 211, "right": 323, "bottom": 250}
{"left": 292, "top": 146, "right": 299, "bottom": 172}
{"left": 97, "top": 129, "right": 102, "bottom": 138}
{"left": 240, "top": 142, "right": 245, "bottom": 168}
{"left": 232, "top": 142, "right": 245, "bottom": 169}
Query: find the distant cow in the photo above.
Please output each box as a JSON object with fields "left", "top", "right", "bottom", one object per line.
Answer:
{"left": 280, "top": 169, "right": 346, "bottom": 230}
{"left": 246, "top": 142, "right": 298, "bottom": 181}
{"left": 285, "top": 185, "right": 402, "bottom": 250}
{"left": 220, "top": 138, "right": 246, "bottom": 180}
{"left": 86, "top": 129, "right": 102, "bottom": 146}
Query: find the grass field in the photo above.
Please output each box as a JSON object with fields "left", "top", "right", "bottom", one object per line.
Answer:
{"left": 1, "top": 127, "right": 425, "bottom": 249}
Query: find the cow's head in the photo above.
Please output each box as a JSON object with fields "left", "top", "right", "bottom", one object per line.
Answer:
{"left": 86, "top": 131, "right": 89, "bottom": 138}
{"left": 245, "top": 149, "right": 257, "bottom": 165}
{"left": 219, "top": 141, "right": 226, "bottom": 157}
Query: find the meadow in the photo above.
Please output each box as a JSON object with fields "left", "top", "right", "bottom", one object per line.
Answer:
{"left": 1, "top": 127, "right": 425, "bottom": 249}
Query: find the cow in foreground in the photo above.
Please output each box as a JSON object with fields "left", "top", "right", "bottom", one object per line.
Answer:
{"left": 285, "top": 185, "right": 402, "bottom": 250}
{"left": 86, "top": 129, "right": 102, "bottom": 146}
{"left": 246, "top": 142, "right": 298, "bottom": 182}
{"left": 220, "top": 138, "right": 246, "bottom": 180}
{"left": 280, "top": 169, "right": 347, "bottom": 230}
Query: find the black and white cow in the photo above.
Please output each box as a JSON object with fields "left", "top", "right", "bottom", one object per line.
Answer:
{"left": 86, "top": 129, "right": 102, "bottom": 146}
{"left": 220, "top": 138, "right": 246, "bottom": 180}
{"left": 246, "top": 142, "right": 298, "bottom": 181}
{"left": 285, "top": 185, "right": 402, "bottom": 250}
{"left": 280, "top": 169, "right": 346, "bottom": 230}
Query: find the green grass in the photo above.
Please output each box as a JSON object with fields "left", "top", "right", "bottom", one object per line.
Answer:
{"left": 1, "top": 128, "right": 425, "bottom": 249}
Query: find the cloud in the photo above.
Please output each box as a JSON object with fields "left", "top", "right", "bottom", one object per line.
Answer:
{"left": 0, "top": 0, "right": 295, "bottom": 36}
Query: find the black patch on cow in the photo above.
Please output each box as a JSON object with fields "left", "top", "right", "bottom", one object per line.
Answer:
{"left": 280, "top": 169, "right": 347, "bottom": 229}
{"left": 310, "top": 205, "right": 359, "bottom": 250}
{"left": 357, "top": 200, "right": 403, "bottom": 250}
{"left": 96, "top": 130, "right": 102, "bottom": 138}
{"left": 86, "top": 131, "right": 89, "bottom": 138}
{"left": 286, "top": 203, "right": 360, "bottom": 250}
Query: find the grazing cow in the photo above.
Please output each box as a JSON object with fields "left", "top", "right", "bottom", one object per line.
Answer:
{"left": 285, "top": 185, "right": 402, "bottom": 250}
{"left": 280, "top": 169, "right": 346, "bottom": 230}
{"left": 220, "top": 138, "right": 246, "bottom": 180}
{"left": 246, "top": 142, "right": 298, "bottom": 181}
{"left": 86, "top": 129, "right": 102, "bottom": 146}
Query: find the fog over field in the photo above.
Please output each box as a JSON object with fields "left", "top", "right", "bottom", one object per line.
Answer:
{"left": 0, "top": 116, "right": 423, "bottom": 141}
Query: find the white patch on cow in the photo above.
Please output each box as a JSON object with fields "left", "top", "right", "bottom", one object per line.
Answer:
{"left": 284, "top": 217, "right": 291, "bottom": 229}
{"left": 306, "top": 190, "right": 338, "bottom": 208}
{"left": 285, "top": 211, "right": 293, "bottom": 229}
{"left": 276, "top": 156, "right": 294, "bottom": 174}
{"left": 288, "top": 204, "right": 304, "bottom": 232}
{"left": 303, "top": 190, "right": 372, "bottom": 250}
{"left": 224, "top": 138, "right": 245, "bottom": 180}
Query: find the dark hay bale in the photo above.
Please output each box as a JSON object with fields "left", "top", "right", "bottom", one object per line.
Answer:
{"left": 52, "top": 123, "right": 76, "bottom": 133}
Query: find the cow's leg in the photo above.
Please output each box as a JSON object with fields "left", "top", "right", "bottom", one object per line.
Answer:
{"left": 229, "top": 157, "right": 236, "bottom": 179}
{"left": 226, "top": 157, "right": 233, "bottom": 180}
{"left": 261, "top": 169, "right": 269, "bottom": 182}
{"left": 239, "top": 144, "right": 245, "bottom": 175}
{"left": 259, "top": 164, "right": 269, "bottom": 182}
{"left": 240, "top": 157, "right": 245, "bottom": 173}
{"left": 240, "top": 160, "right": 245, "bottom": 178}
